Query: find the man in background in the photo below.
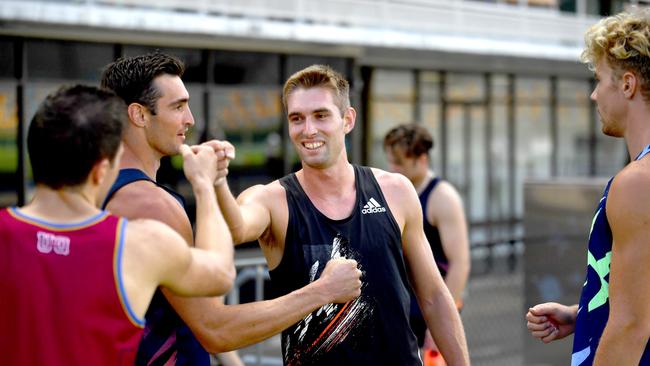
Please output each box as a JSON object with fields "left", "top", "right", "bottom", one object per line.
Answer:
{"left": 384, "top": 123, "right": 470, "bottom": 365}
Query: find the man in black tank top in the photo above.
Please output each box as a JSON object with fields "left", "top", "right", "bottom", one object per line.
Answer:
{"left": 384, "top": 124, "right": 470, "bottom": 363}
{"left": 215, "top": 65, "right": 469, "bottom": 365}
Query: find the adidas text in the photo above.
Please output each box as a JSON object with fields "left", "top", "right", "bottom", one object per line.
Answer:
{"left": 362, "top": 197, "right": 386, "bottom": 214}
{"left": 362, "top": 206, "right": 387, "bottom": 214}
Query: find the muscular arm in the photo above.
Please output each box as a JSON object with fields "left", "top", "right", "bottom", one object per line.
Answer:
{"left": 428, "top": 182, "right": 470, "bottom": 305}
{"left": 164, "top": 256, "right": 360, "bottom": 353}
{"left": 215, "top": 181, "right": 272, "bottom": 245}
{"left": 200, "top": 139, "right": 268, "bottom": 245}
{"left": 107, "top": 176, "right": 235, "bottom": 297}
{"left": 381, "top": 172, "right": 469, "bottom": 365}
{"left": 123, "top": 218, "right": 230, "bottom": 316}
{"left": 106, "top": 180, "right": 194, "bottom": 243}
{"left": 594, "top": 166, "right": 650, "bottom": 365}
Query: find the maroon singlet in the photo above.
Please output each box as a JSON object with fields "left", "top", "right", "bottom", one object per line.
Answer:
{"left": 0, "top": 207, "right": 144, "bottom": 366}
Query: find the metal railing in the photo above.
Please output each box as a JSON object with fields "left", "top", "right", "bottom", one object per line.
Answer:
{"left": 224, "top": 256, "right": 272, "bottom": 366}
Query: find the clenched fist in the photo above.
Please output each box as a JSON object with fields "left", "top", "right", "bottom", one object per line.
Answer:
{"left": 317, "top": 258, "right": 362, "bottom": 304}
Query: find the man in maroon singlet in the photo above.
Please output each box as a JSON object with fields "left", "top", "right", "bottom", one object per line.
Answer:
{"left": 0, "top": 85, "right": 235, "bottom": 366}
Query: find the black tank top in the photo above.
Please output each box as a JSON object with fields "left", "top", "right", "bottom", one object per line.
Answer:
{"left": 271, "top": 165, "right": 421, "bottom": 366}
{"left": 419, "top": 177, "right": 448, "bottom": 276}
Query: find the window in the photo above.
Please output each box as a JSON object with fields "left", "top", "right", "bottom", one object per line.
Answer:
{"left": 27, "top": 40, "right": 113, "bottom": 81}
{"left": 368, "top": 69, "right": 414, "bottom": 169}
{"left": 124, "top": 46, "right": 206, "bottom": 83}
{"left": 0, "top": 39, "right": 14, "bottom": 78}
{"left": 0, "top": 82, "right": 18, "bottom": 207}
{"left": 213, "top": 51, "right": 279, "bottom": 85}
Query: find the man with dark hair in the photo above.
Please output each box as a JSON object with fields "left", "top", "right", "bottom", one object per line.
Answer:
{"left": 215, "top": 64, "right": 470, "bottom": 365}
{"left": 101, "top": 54, "right": 363, "bottom": 366}
{"left": 526, "top": 9, "right": 650, "bottom": 365}
{"left": 0, "top": 85, "right": 235, "bottom": 366}
{"left": 384, "top": 123, "right": 470, "bottom": 365}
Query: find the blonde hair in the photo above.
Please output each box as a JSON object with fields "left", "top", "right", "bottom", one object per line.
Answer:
{"left": 581, "top": 8, "right": 650, "bottom": 100}
{"left": 282, "top": 65, "right": 350, "bottom": 116}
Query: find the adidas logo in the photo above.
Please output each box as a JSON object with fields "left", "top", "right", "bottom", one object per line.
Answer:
{"left": 362, "top": 197, "right": 387, "bottom": 214}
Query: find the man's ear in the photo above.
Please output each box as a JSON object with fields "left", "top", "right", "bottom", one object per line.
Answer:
{"left": 343, "top": 107, "right": 356, "bottom": 134}
{"left": 622, "top": 71, "right": 638, "bottom": 99}
{"left": 416, "top": 153, "right": 428, "bottom": 167}
{"left": 89, "top": 158, "right": 111, "bottom": 186}
{"left": 127, "top": 103, "right": 148, "bottom": 128}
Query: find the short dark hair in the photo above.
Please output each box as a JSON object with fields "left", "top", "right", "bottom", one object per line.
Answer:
{"left": 100, "top": 52, "right": 185, "bottom": 115}
{"left": 27, "top": 85, "right": 126, "bottom": 189}
{"left": 383, "top": 123, "right": 434, "bottom": 158}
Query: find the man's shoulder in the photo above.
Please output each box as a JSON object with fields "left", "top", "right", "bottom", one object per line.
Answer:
{"left": 240, "top": 179, "right": 286, "bottom": 201}
{"left": 611, "top": 159, "right": 650, "bottom": 196}
{"left": 124, "top": 217, "right": 177, "bottom": 242}
{"left": 107, "top": 180, "right": 187, "bottom": 222}
{"left": 367, "top": 166, "right": 412, "bottom": 193}
{"left": 606, "top": 159, "right": 650, "bottom": 223}
{"left": 429, "top": 180, "right": 463, "bottom": 205}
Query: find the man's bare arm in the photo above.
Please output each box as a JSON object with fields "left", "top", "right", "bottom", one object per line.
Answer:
{"left": 201, "top": 139, "right": 273, "bottom": 245}
{"left": 214, "top": 182, "right": 272, "bottom": 245}
{"left": 429, "top": 182, "right": 470, "bottom": 305}
{"left": 594, "top": 165, "right": 650, "bottom": 365}
{"left": 163, "top": 257, "right": 361, "bottom": 353}
{"left": 381, "top": 172, "right": 469, "bottom": 365}
{"left": 177, "top": 144, "right": 235, "bottom": 294}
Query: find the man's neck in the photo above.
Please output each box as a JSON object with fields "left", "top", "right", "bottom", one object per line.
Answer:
{"left": 20, "top": 185, "right": 100, "bottom": 222}
{"left": 296, "top": 160, "right": 356, "bottom": 220}
{"left": 624, "top": 103, "right": 650, "bottom": 161}
{"left": 413, "top": 170, "right": 435, "bottom": 194}
{"left": 119, "top": 139, "right": 161, "bottom": 180}
{"left": 298, "top": 160, "right": 356, "bottom": 197}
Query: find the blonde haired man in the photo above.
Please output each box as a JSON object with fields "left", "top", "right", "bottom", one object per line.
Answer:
{"left": 526, "top": 9, "right": 650, "bottom": 365}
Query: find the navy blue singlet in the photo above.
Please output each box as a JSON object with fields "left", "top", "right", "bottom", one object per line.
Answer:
{"left": 572, "top": 145, "right": 650, "bottom": 366}
{"left": 103, "top": 169, "right": 209, "bottom": 366}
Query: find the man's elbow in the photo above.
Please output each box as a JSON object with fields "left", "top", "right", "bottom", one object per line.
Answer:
{"left": 602, "top": 310, "right": 650, "bottom": 350}
{"left": 230, "top": 227, "right": 252, "bottom": 245}
{"left": 231, "top": 231, "right": 247, "bottom": 245}
{"left": 224, "top": 264, "right": 236, "bottom": 291}
{"left": 214, "top": 265, "right": 236, "bottom": 296}
{"left": 612, "top": 314, "right": 650, "bottom": 337}
{"left": 196, "top": 328, "right": 237, "bottom": 354}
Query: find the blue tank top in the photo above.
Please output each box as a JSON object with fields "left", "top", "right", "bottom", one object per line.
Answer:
{"left": 419, "top": 177, "right": 448, "bottom": 275}
{"left": 271, "top": 165, "right": 421, "bottom": 365}
{"left": 410, "top": 177, "right": 448, "bottom": 335}
{"left": 102, "top": 169, "right": 209, "bottom": 366}
{"left": 572, "top": 145, "right": 650, "bottom": 366}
